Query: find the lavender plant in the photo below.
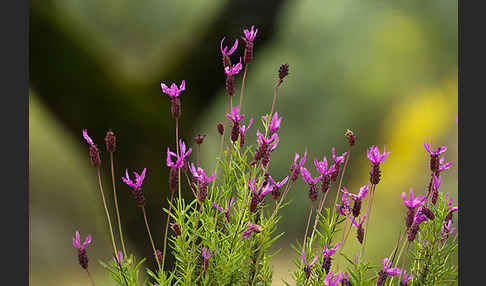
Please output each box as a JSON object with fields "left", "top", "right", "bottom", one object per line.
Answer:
{"left": 70, "top": 25, "right": 458, "bottom": 286}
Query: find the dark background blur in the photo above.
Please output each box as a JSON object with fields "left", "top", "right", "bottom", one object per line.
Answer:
{"left": 29, "top": 0, "right": 458, "bottom": 285}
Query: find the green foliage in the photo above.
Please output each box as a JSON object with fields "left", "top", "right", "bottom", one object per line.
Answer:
{"left": 100, "top": 254, "right": 147, "bottom": 286}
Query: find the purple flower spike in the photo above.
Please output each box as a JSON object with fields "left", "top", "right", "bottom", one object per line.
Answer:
{"left": 314, "top": 156, "right": 336, "bottom": 176}
{"left": 382, "top": 257, "right": 401, "bottom": 276}
{"left": 242, "top": 223, "right": 262, "bottom": 238}
{"left": 367, "top": 145, "right": 390, "bottom": 165}
{"left": 166, "top": 147, "right": 183, "bottom": 169}
{"left": 440, "top": 220, "right": 456, "bottom": 239}
{"left": 242, "top": 25, "right": 258, "bottom": 64}
{"left": 268, "top": 175, "right": 288, "bottom": 200}
{"left": 225, "top": 57, "right": 243, "bottom": 76}
{"left": 290, "top": 149, "right": 308, "bottom": 181}
{"left": 178, "top": 140, "right": 193, "bottom": 165}
{"left": 226, "top": 105, "right": 244, "bottom": 124}
{"left": 122, "top": 168, "right": 147, "bottom": 206}
{"left": 189, "top": 163, "right": 216, "bottom": 202}
{"left": 212, "top": 197, "right": 235, "bottom": 222}
{"left": 349, "top": 184, "right": 370, "bottom": 201}
{"left": 322, "top": 242, "right": 341, "bottom": 273}
{"left": 239, "top": 118, "right": 253, "bottom": 148}
{"left": 350, "top": 215, "right": 366, "bottom": 244}
{"left": 201, "top": 247, "right": 215, "bottom": 272}
{"left": 431, "top": 175, "right": 442, "bottom": 205}
{"left": 438, "top": 156, "right": 453, "bottom": 173}
{"left": 336, "top": 188, "right": 351, "bottom": 216}
{"left": 324, "top": 271, "right": 344, "bottom": 286}
{"left": 263, "top": 112, "right": 282, "bottom": 136}
{"left": 82, "top": 129, "right": 101, "bottom": 167}
{"left": 301, "top": 167, "right": 322, "bottom": 202}
{"left": 242, "top": 25, "right": 258, "bottom": 42}
{"left": 161, "top": 80, "right": 186, "bottom": 99}
{"left": 302, "top": 249, "right": 319, "bottom": 280}
{"left": 332, "top": 148, "right": 347, "bottom": 165}
{"left": 402, "top": 188, "right": 426, "bottom": 210}
{"left": 73, "top": 231, "right": 92, "bottom": 269}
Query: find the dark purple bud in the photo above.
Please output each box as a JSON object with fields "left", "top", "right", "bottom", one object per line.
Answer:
{"left": 357, "top": 225, "right": 364, "bottom": 244}
{"left": 244, "top": 42, "right": 253, "bottom": 64}
{"left": 421, "top": 207, "right": 435, "bottom": 220}
{"left": 430, "top": 154, "right": 440, "bottom": 173}
{"left": 89, "top": 145, "right": 101, "bottom": 167}
{"left": 431, "top": 188, "right": 438, "bottom": 205}
{"left": 262, "top": 151, "right": 271, "bottom": 168}
{"left": 171, "top": 98, "right": 181, "bottom": 119}
{"left": 376, "top": 270, "right": 387, "bottom": 286}
{"left": 342, "top": 277, "right": 352, "bottom": 286}
{"left": 321, "top": 175, "right": 331, "bottom": 194}
{"left": 169, "top": 167, "right": 178, "bottom": 192}
{"left": 271, "top": 187, "right": 281, "bottom": 200}
{"left": 217, "top": 122, "right": 225, "bottom": 136}
{"left": 195, "top": 134, "right": 205, "bottom": 145}
{"left": 370, "top": 163, "right": 381, "bottom": 185}
{"left": 352, "top": 199, "right": 362, "bottom": 218}
{"left": 78, "top": 249, "right": 89, "bottom": 269}
{"left": 345, "top": 129, "right": 356, "bottom": 147}
{"left": 290, "top": 164, "right": 301, "bottom": 182}
{"left": 308, "top": 184, "right": 318, "bottom": 202}
{"left": 198, "top": 182, "right": 208, "bottom": 202}
{"left": 240, "top": 133, "right": 245, "bottom": 148}
{"left": 156, "top": 249, "right": 163, "bottom": 265}
{"left": 331, "top": 164, "right": 341, "bottom": 182}
{"left": 405, "top": 208, "right": 415, "bottom": 229}
{"left": 226, "top": 74, "right": 235, "bottom": 96}
{"left": 445, "top": 211, "right": 454, "bottom": 222}
{"left": 278, "top": 64, "right": 289, "bottom": 80}
{"left": 304, "top": 265, "right": 312, "bottom": 280}
{"left": 323, "top": 256, "right": 331, "bottom": 274}
{"left": 250, "top": 195, "right": 259, "bottom": 213}
{"left": 408, "top": 223, "right": 420, "bottom": 242}
{"left": 222, "top": 54, "right": 231, "bottom": 68}
{"left": 231, "top": 122, "right": 240, "bottom": 142}
{"left": 172, "top": 223, "right": 182, "bottom": 236}
{"left": 252, "top": 143, "right": 268, "bottom": 165}
{"left": 104, "top": 130, "right": 116, "bottom": 153}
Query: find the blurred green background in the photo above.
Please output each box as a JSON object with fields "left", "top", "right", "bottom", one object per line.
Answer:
{"left": 29, "top": 0, "right": 458, "bottom": 285}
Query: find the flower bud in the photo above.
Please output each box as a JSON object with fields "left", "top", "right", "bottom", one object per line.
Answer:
{"left": 104, "top": 130, "right": 116, "bottom": 152}
{"left": 217, "top": 122, "right": 225, "bottom": 135}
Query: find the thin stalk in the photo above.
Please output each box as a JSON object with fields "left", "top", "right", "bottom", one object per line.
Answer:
{"left": 86, "top": 269, "right": 97, "bottom": 286}
{"left": 302, "top": 203, "right": 315, "bottom": 247}
{"left": 197, "top": 144, "right": 201, "bottom": 167}
{"left": 161, "top": 187, "right": 175, "bottom": 271}
{"left": 239, "top": 64, "right": 249, "bottom": 109}
{"left": 141, "top": 206, "right": 162, "bottom": 272}
{"left": 332, "top": 147, "right": 352, "bottom": 219}
{"left": 397, "top": 241, "right": 411, "bottom": 285}
{"left": 270, "top": 79, "right": 282, "bottom": 117}
{"left": 96, "top": 167, "right": 118, "bottom": 255}
{"left": 190, "top": 202, "right": 204, "bottom": 258}
{"left": 175, "top": 118, "right": 179, "bottom": 155}
{"left": 110, "top": 152, "right": 127, "bottom": 257}
{"left": 309, "top": 190, "right": 330, "bottom": 246}
{"left": 271, "top": 177, "right": 295, "bottom": 218}
{"left": 211, "top": 129, "right": 225, "bottom": 191}
{"left": 360, "top": 184, "right": 376, "bottom": 257}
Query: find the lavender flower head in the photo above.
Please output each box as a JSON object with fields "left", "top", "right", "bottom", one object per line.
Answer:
{"left": 178, "top": 139, "right": 193, "bottom": 168}
{"left": 224, "top": 57, "right": 243, "bottom": 76}
{"left": 314, "top": 156, "right": 335, "bottom": 194}
{"left": 438, "top": 155, "right": 453, "bottom": 173}
{"left": 220, "top": 37, "right": 238, "bottom": 67}
{"left": 82, "top": 129, "right": 101, "bottom": 167}
{"left": 189, "top": 163, "right": 216, "bottom": 202}
{"left": 377, "top": 257, "right": 401, "bottom": 286}
{"left": 290, "top": 149, "right": 307, "bottom": 182}
{"left": 262, "top": 112, "right": 282, "bottom": 136}
{"left": 431, "top": 174, "right": 442, "bottom": 205}
{"left": 239, "top": 118, "right": 253, "bottom": 148}
{"left": 424, "top": 139, "right": 448, "bottom": 173}
{"left": 242, "top": 223, "right": 262, "bottom": 238}
{"left": 330, "top": 148, "right": 347, "bottom": 182}
{"left": 201, "top": 247, "right": 215, "bottom": 272}
{"left": 212, "top": 197, "right": 235, "bottom": 222}
{"left": 166, "top": 147, "right": 183, "bottom": 191}
{"left": 324, "top": 271, "right": 344, "bottom": 286}
{"left": 268, "top": 175, "right": 289, "bottom": 200}
{"left": 349, "top": 184, "right": 370, "bottom": 218}
{"left": 440, "top": 220, "right": 456, "bottom": 240}
{"left": 301, "top": 167, "right": 322, "bottom": 202}
{"left": 105, "top": 129, "right": 116, "bottom": 153}
{"left": 278, "top": 64, "right": 289, "bottom": 81}
{"left": 350, "top": 215, "right": 366, "bottom": 244}
{"left": 249, "top": 177, "right": 273, "bottom": 212}
{"left": 444, "top": 193, "right": 459, "bottom": 222}
{"left": 226, "top": 105, "right": 244, "bottom": 142}
{"left": 402, "top": 188, "right": 426, "bottom": 210}
{"left": 367, "top": 145, "right": 390, "bottom": 185}
{"left": 161, "top": 80, "right": 186, "bottom": 118}
{"left": 225, "top": 58, "right": 243, "bottom": 96}
{"left": 301, "top": 249, "right": 319, "bottom": 280}
{"left": 72, "top": 231, "right": 92, "bottom": 269}
{"left": 408, "top": 207, "right": 429, "bottom": 242}
{"left": 252, "top": 130, "right": 279, "bottom": 167}
{"left": 336, "top": 188, "right": 351, "bottom": 216}
{"left": 122, "top": 168, "right": 147, "bottom": 206}
{"left": 322, "top": 242, "right": 341, "bottom": 273}
{"left": 242, "top": 25, "right": 258, "bottom": 63}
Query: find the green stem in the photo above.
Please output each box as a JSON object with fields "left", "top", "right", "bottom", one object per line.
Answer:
{"left": 96, "top": 167, "right": 118, "bottom": 255}
{"left": 141, "top": 206, "right": 162, "bottom": 273}
{"left": 239, "top": 64, "right": 249, "bottom": 109}
{"left": 110, "top": 152, "right": 127, "bottom": 257}
{"left": 360, "top": 184, "right": 376, "bottom": 257}
{"left": 86, "top": 269, "right": 96, "bottom": 286}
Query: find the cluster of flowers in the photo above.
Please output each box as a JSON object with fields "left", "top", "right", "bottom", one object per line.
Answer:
{"left": 69, "top": 24, "right": 457, "bottom": 286}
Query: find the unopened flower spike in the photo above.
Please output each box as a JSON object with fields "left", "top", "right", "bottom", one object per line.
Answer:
{"left": 242, "top": 223, "right": 262, "bottom": 238}
{"left": 301, "top": 167, "right": 322, "bottom": 202}
{"left": 376, "top": 257, "right": 401, "bottom": 286}
{"left": 322, "top": 242, "right": 341, "bottom": 273}
{"left": 72, "top": 231, "right": 92, "bottom": 269}
{"left": 268, "top": 175, "right": 289, "bottom": 200}
{"left": 330, "top": 148, "right": 347, "bottom": 182}
{"left": 278, "top": 64, "right": 289, "bottom": 82}
{"left": 408, "top": 207, "right": 429, "bottom": 242}
{"left": 242, "top": 25, "right": 258, "bottom": 63}
{"left": 122, "top": 168, "right": 147, "bottom": 206}
{"left": 424, "top": 139, "right": 448, "bottom": 173}
{"left": 82, "top": 129, "right": 101, "bottom": 167}
{"left": 104, "top": 129, "right": 116, "bottom": 153}
{"left": 212, "top": 197, "right": 235, "bottom": 222}
{"left": 220, "top": 37, "right": 238, "bottom": 68}
{"left": 116, "top": 251, "right": 124, "bottom": 266}
{"left": 431, "top": 174, "right": 442, "bottom": 205}
{"left": 195, "top": 134, "right": 206, "bottom": 145}
{"left": 226, "top": 105, "right": 244, "bottom": 142}
{"left": 367, "top": 145, "right": 390, "bottom": 185}
{"left": 161, "top": 80, "right": 186, "bottom": 118}
{"left": 402, "top": 188, "right": 426, "bottom": 228}
{"left": 349, "top": 184, "right": 370, "bottom": 218}
{"left": 345, "top": 129, "right": 356, "bottom": 147}
{"left": 301, "top": 248, "right": 319, "bottom": 280}
{"left": 251, "top": 130, "right": 279, "bottom": 167}
{"left": 314, "top": 156, "right": 335, "bottom": 194}
{"left": 239, "top": 118, "right": 253, "bottom": 148}
{"left": 350, "top": 215, "right": 366, "bottom": 244}
{"left": 290, "top": 149, "right": 307, "bottom": 182}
